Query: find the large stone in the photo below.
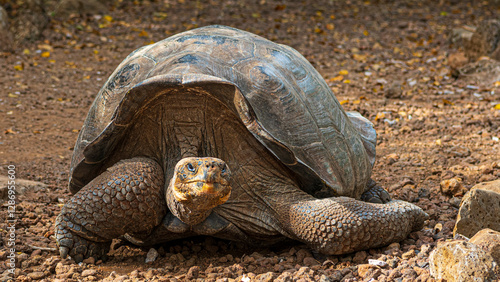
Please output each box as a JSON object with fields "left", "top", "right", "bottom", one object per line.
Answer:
{"left": 454, "top": 179, "right": 500, "bottom": 238}
{"left": 0, "top": 176, "right": 48, "bottom": 201}
{"left": 0, "top": 5, "right": 13, "bottom": 51}
{"left": 470, "top": 229, "right": 500, "bottom": 265}
{"left": 465, "top": 19, "right": 500, "bottom": 61}
{"left": 429, "top": 240, "right": 499, "bottom": 282}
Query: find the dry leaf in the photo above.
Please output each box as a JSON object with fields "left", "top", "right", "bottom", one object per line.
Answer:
{"left": 339, "top": 70, "right": 349, "bottom": 76}
{"left": 340, "top": 100, "right": 349, "bottom": 105}
{"left": 375, "top": 112, "right": 385, "bottom": 121}
{"left": 104, "top": 15, "right": 113, "bottom": 22}
{"left": 329, "top": 75, "right": 344, "bottom": 82}
{"left": 14, "top": 64, "right": 24, "bottom": 71}
{"left": 41, "top": 52, "right": 50, "bottom": 58}
{"left": 442, "top": 99, "right": 454, "bottom": 105}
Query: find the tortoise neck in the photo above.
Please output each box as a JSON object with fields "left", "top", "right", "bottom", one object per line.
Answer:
{"left": 166, "top": 177, "right": 212, "bottom": 226}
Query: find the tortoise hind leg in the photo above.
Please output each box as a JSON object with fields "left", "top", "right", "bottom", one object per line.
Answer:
{"left": 55, "top": 157, "right": 167, "bottom": 263}
{"left": 280, "top": 195, "right": 427, "bottom": 255}
{"left": 360, "top": 179, "right": 391, "bottom": 204}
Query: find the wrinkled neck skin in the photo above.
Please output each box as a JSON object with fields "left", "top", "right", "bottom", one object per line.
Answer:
{"left": 166, "top": 177, "right": 213, "bottom": 226}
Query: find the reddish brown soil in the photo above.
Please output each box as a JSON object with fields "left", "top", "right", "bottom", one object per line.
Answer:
{"left": 1, "top": 0, "right": 499, "bottom": 281}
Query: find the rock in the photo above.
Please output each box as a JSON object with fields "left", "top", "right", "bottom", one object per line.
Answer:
{"left": 429, "top": 240, "right": 500, "bottom": 282}
{"left": 54, "top": 0, "right": 110, "bottom": 17}
{"left": 386, "top": 242, "right": 400, "bottom": 251}
{"left": 368, "top": 259, "right": 388, "bottom": 268}
{"left": 27, "top": 271, "right": 46, "bottom": 280}
{"left": 448, "top": 27, "right": 474, "bottom": 46}
{"left": 385, "top": 81, "right": 402, "bottom": 98}
{"left": 0, "top": 6, "right": 13, "bottom": 52}
{"left": 82, "top": 257, "right": 95, "bottom": 264}
{"left": 0, "top": 176, "right": 48, "bottom": 201}
{"left": 454, "top": 179, "right": 500, "bottom": 238}
{"left": 352, "top": 251, "right": 367, "bottom": 264}
{"left": 402, "top": 249, "right": 416, "bottom": 259}
{"left": 145, "top": 248, "right": 159, "bottom": 264}
{"left": 465, "top": 19, "right": 500, "bottom": 61}
{"left": 447, "top": 52, "right": 469, "bottom": 77}
{"left": 254, "top": 272, "right": 274, "bottom": 282}
{"left": 295, "top": 248, "right": 313, "bottom": 264}
{"left": 303, "top": 256, "right": 320, "bottom": 266}
{"left": 82, "top": 269, "right": 97, "bottom": 277}
{"left": 357, "top": 264, "right": 378, "bottom": 278}
{"left": 186, "top": 266, "right": 199, "bottom": 280}
{"left": 470, "top": 228, "right": 500, "bottom": 264}
{"left": 275, "top": 271, "right": 293, "bottom": 282}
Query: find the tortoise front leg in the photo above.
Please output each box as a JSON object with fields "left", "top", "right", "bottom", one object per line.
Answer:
{"left": 281, "top": 195, "right": 427, "bottom": 255}
{"left": 55, "top": 157, "right": 167, "bottom": 263}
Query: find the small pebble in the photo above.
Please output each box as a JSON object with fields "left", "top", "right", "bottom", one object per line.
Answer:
{"left": 145, "top": 248, "right": 159, "bottom": 264}
{"left": 82, "top": 269, "right": 97, "bottom": 277}
{"left": 368, "top": 259, "right": 388, "bottom": 267}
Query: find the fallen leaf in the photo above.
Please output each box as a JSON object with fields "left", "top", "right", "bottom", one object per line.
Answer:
{"left": 4, "top": 129, "right": 16, "bottom": 134}
{"left": 442, "top": 99, "right": 454, "bottom": 105}
{"left": 23, "top": 49, "right": 30, "bottom": 55}
{"left": 494, "top": 104, "right": 500, "bottom": 110}
{"left": 37, "top": 44, "right": 53, "bottom": 51}
{"left": 343, "top": 79, "right": 351, "bottom": 84}
{"left": 375, "top": 112, "right": 385, "bottom": 121}
{"left": 8, "top": 93, "right": 19, "bottom": 98}
{"left": 138, "top": 30, "right": 149, "bottom": 37}
{"left": 494, "top": 81, "right": 500, "bottom": 87}
{"left": 340, "top": 99, "right": 349, "bottom": 105}
{"left": 329, "top": 75, "right": 344, "bottom": 82}
{"left": 41, "top": 52, "right": 50, "bottom": 58}
{"left": 14, "top": 63, "right": 24, "bottom": 71}
{"left": 339, "top": 69, "right": 349, "bottom": 76}
{"left": 326, "top": 23, "right": 334, "bottom": 30}
{"left": 104, "top": 15, "right": 113, "bottom": 22}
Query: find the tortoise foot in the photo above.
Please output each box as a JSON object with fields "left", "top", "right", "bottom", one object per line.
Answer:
{"left": 287, "top": 197, "right": 428, "bottom": 255}
{"left": 55, "top": 222, "right": 110, "bottom": 263}
{"left": 55, "top": 157, "right": 167, "bottom": 262}
{"left": 360, "top": 179, "right": 391, "bottom": 204}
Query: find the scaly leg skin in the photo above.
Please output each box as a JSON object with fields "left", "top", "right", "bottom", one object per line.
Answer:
{"left": 55, "top": 157, "right": 167, "bottom": 263}
{"left": 286, "top": 197, "right": 428, "bottom": 255}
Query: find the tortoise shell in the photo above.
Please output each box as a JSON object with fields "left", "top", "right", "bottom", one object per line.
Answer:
{"left": 69, "top": 25, "right": 376, "bottom": 199}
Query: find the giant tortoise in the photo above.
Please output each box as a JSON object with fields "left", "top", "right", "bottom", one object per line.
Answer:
{"left": 55, "top": 25, "right": 427, "bottom": 263}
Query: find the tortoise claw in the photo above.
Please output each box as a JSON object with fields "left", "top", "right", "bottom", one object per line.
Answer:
{"left": 59, "top": 246, "right": 69, "bottom": 259}
{"left": 55, "top": 214, "right": 110, "bottom": 263}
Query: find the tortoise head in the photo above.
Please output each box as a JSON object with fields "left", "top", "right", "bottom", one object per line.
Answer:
{"left": 167, "top": 157, "right": 231, "bottom": 225}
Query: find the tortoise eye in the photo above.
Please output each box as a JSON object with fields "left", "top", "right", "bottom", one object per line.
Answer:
{"left": 221, "top": 164, "right": 227, "bottom": 173}
{"left": 187, "top": 163, "right": 195, "bottom": 172}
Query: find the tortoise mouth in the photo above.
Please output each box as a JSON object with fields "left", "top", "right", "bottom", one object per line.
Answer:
{"left": 172, "top": 181, "right": 231, "bottom": 203}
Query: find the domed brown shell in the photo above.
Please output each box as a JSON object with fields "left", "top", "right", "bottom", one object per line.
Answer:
{"left": 70, "top": 25, "right": 376, "bottom": 199}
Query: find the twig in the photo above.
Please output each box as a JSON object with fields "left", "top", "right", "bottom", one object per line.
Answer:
{"left": 29, "top": 245, "right": 57, "bottom": 252}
